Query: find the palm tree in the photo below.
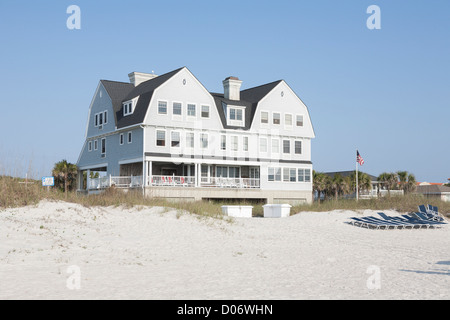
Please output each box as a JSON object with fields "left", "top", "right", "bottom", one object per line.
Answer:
{"left": 313, "top": 171, "right": 329, "bottom": 203}
{"left": 378, "top": 172, "right": 399, "bottom": 196}
{"left": 397, "top": 171, "right": 416, "bottom": 194}
{"left": 350, "top": 171, "right": 372, "bottom": 197}
{"left": 52, "top": 160, "right": 78, "bottom": 196}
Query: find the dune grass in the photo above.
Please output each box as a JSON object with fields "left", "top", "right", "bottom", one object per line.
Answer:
{"left": 1, "top": 175, "right": 449, "bottom": 218}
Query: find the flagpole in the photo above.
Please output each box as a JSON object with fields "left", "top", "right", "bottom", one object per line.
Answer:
{"left": 356, "top": 150, "right": 359, "bottom": 201}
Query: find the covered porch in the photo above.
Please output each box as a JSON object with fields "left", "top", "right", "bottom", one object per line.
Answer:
{"left": 84, "top": 161, "right": 261, "bottom": 190}
{"left": 147, "top": 162, "right": 260, "bottom": 189}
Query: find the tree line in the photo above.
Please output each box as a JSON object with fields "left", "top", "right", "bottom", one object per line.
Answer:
{"left": 313, "top": 170, "right": 417, "bottom": 202}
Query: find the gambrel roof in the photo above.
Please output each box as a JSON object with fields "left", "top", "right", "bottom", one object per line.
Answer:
{"left": 100, "top": 67, "right": 286, "bottom": 130}
{"left": 211, "top": 80, "right": 283, "bottom": 130}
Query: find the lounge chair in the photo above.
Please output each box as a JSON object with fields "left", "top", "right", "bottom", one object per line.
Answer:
{"left": 376, "top": 212, "right": 425, "bottom": 229}
{"left": 350, "top": 217, "right": 390, "bottom": 230}
{"left": 351, "top": 216, "right": 403, "bottom": 230}
{"left": 412, "top": 212, "right": 447, "bottom": 226}
{"left": 426, "top": 205, "right": 444, "bottom": 222}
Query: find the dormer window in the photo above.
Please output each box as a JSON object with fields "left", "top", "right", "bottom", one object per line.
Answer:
{"left": 123, "top": 101, "right": 134, "bottom": 116}
{"left": 225, "top": 105, "right": 245, "bottom": 127}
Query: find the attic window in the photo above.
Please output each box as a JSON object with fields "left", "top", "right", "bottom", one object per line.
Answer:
{"left": 226, "top": 106, "right": 245, "bottom": 127}
{"left": 123, "top": 101, "right": 134, "bottom": 116}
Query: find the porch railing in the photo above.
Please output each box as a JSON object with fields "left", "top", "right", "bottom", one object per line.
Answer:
{"left": 151, "top": 175, "right": 196, "bottom": 187}
{"left": 200, "top": 177, "right": 260, "bottom": 189}
{"left": 88, "top": 175, "right": 260, "bottom": 190}
{"left": 88, "top": 175, "right": 143, "bottom": 190}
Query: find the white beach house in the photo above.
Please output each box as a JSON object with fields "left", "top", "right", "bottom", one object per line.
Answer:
{"left": 77, "top": 67, "right": 315, "bottom": 204}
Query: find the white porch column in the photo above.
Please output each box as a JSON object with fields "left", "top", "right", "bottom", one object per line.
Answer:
{"left": 148, "top": 161, "right": 152, "bottom": 186}
{"left": 195, "top": 163, "right": 199, "bottom": 187}
{"left": 87, "top": 169, "right": 91, "bottom": 190}
{"left": 143, "top": 160, "right": 147, "bottom": 187}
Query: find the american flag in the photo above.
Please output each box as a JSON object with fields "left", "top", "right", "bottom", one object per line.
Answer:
{"left": 357, "top": 151, "right": 364, "bottom": 166}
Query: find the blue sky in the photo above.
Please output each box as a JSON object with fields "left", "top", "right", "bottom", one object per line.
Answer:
{"left": 0, "top": 0, "right": 449, "bottom": 182}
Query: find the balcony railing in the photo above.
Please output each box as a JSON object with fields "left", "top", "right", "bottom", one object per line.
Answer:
{"left": 200, "top": 177, "right": 260, "bottom": 189}
{"left": 151, "top": 175, "right": 196, "bottom": 187}
{"left": 88, "top": 175, "right": 260, "bottom": 190}
{"left": 88, "top": 175, "right": 143, "bottom": 190}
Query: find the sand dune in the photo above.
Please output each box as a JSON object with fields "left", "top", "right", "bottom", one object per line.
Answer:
{"left": 0, "top": 200, "right": 449, "bottom": 300}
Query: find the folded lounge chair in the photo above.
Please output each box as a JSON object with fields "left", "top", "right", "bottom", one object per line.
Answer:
{"left": 376, "top": 212, "right": 427, "bottom": 229}
{"left": 426, "top": 204, "right": 444, "bottom": 222}
{"left": 412, "top": 211, "right": 447, "bottom": 225}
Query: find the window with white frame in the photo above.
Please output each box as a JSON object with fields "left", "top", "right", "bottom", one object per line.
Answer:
{"left": 227, "top": 106, "right": 245, "bottom": 127}
{"left": 221, "top": 135, "right": 226, "bottom": 150}
{"left": 273, "top": 113, "right": 281, "bottom": 125}
{"left": 231, "top": 136, "right": 238, "bottom": 151}
{"left": 173, "top": 102, "right": 182, "bottom": 116}
{"left": 275, "top": 168, "right": 282, "bottom": 181}
{"left": 94, "top": 114, "right": 98, "bottom": 127}
{"left": 94, "top": 140, "right": 98, "bottom": 150}
{"left": 290, "top": 168, "right": 296, "bottom": 182}
{"left": 128, "top": 132, "right": 132, "bottom": 144}
{"left": 201, "top": 105, "right": 210, "bottom": 118}
{"left": 295, "top": 141, "right": 302, "bottom": 154}
{"left": 268, "top": 168, "right": 282, "bottom": 182}
{"left": 119, "top": 133, "right": 124, "bottom": 145}
{"left": 285, "top": 114, "right": 292, "bottom": 126}
{"left": 272, "top": 139, "right": 279, "bottom": 154}
{"left": 296, "top": 115, "right": 304, "bottom": 127}
{"left": 260, "top": 138, "right": 267, "bottom": 153}
{"left": 156, "top": 130, "right": 166, "bottom": 146}
{"left": 171, "top": 131, "right": 180, "bottom": 147}
{"left": 200, "top": 133, "right": 208, "bottom": 148}
{"left": 104, "top": 111, "right": 108, "bottom": 124}
{"left": 261, "top": 111, "right": 269, "bottom": 124}
{"left": 305, "top": 169, "right": 311, "bottom": 182}
{"left": 268, "top": 168, "right": 275, "bottom": 181}
{"left": 158, "top": 101, "right": 167, "bottom": 114}
{"left": 123, "top": 101, "right": 133, "bottom": 116}
{"left": 283, "top": 140, "right": 290, "bottom": 154}
{"left": 186, "top": 132, "right": 194, "bottom": 148}
{"left": 88, "top": 141, "right": 92, "bottom": 152}
{"left": 187, "top": 104, "right": 196, "bottom": 117}
{"left": 297, "top": 169, "right": 311, "bottom": 182}
{"left": 283, "top": 168, "right": 290, "bottom": 182}
{"left": 101, "top": 138, "right": 106, "bottom": 155}
{"left": 99, "top": 112, "right": 103, "bottom": 126}
{"left": 243, "top": 136, "right": 249, "bottom": 151}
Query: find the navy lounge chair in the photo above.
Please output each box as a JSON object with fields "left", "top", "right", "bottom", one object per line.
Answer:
{"left": 376, "top": 212, "right": 425, "bottom": 229}
{"left": 350, "top": 217, "right": 391, "bottom": 229}
{"left": 412, "top": 212, "right": 447, "bottom": 225}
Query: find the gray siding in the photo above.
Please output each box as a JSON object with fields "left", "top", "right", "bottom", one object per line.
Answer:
{"left": 78, "top": 128, "right": 143, "bottom": 176}
{"left": 86, "top": 83, "right": 116, "bottom": 138}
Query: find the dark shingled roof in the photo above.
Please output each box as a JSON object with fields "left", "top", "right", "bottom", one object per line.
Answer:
{"left": 100, "top": 80, "right": 135, "bottom": 125}
{"left": 99, "top": 67, "right": 283, "bottom": 130}
{"left": 115, "top": 67, "right": 184, "bottom": 129}
{"left": 324, "top": 171, "right": 379, "bottom": 182}
{"left": 211, "top": 80, "right": 283, "bottom": 130}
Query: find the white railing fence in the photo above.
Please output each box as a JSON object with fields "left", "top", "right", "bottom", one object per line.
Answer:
{"left": 200, "top": 177, "right": 260, "bottom": 189}
{"left": 89, "top": 175, "right": 143, "bottom": 190}
{"left": 88, "top": 175, "right": 260, "bottom": 190}
{"left": 151, "top": 175, "right": 195, "bottom": 187}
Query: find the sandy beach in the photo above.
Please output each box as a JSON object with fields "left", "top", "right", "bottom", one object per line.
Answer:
{"left": 0, "top": 200, "right": 449, "bottom": 300}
